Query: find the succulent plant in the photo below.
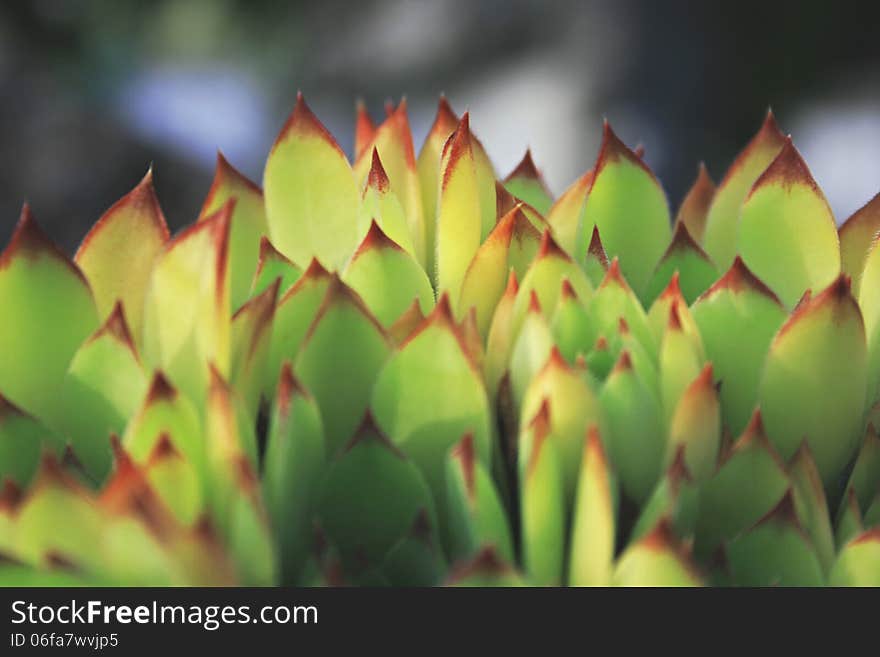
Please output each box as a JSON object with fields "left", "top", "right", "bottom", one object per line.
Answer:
{"left": 0, "top": 95, "right": 878, "bottom": 587}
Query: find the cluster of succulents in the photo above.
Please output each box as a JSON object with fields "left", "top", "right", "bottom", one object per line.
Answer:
{"left": 1, "top": 94, "right": 878, "bottom": 587}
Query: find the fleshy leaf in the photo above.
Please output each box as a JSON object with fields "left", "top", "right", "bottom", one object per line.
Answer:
{"left": 198, "top": 152, "right": 268, "bottom": 311}
{"left": 726, "top": 492, "right": 824, "bottom": 586}
{"left": 521, "top": 347, "right": 605, "bottom": 503}
{"left": 263, "top": 363, "right": 324, "bottom": 584}
{"left": 75, "top": 170, "right": 169, "bottom": 346}
{"left": 694, "top": 410, "right": 789, "bottom": 557}
{"left": 789, "top": 442, "right": 836, "bottom": 574}
{"left": 371, "top": 294, "right": 492, "bottom": 548}
{"left": 382, "top": 509, "right": 446, "bottom": 586}
{"left": 316, "top": 414, "right": 436, "bottom": 571}
{"left": 445, "top": 433, "right": 514, "bottom": 563}
{"left": 600, "top": 351, "right": 666, "bottom": 504}
{"left": 630, "top": 447, "right": 698, "bottom": 544}
{"left": 691, "top": 257, "right": 786, "bottom": 435}
{"left": 435, "top": 114, "right": 481, "bottom": 308}
{"left": 520, "top": 405, "right": 565, "bottom": 585}
{"left": 667, "top": 364, "right": 720, "bottom": 483}
{"left": 143, "top": 435, "right": 202, "bottom": 526}
{"left": 509, "top": 293, "right": 554, "bottom": 413}
{"left": 550, "top": 279, "right": 593, "bottom": 363}
{"left": 342, "top": 220, "right": 434, "bottom": 326}
{"left": 294, "top": 275, "right": 391, "bottom": 456}
{"left": 356, "top": 148, "right": 417, "bottom": 257}
{"left": 581, "top": 121, "right": 671, "bottom": 299}
{"left": 459, "top": 205, "right": 541, "bottom": 337}
{"left": 230, "top": 279, "right": 279, "bottom": 419}
{"left": 588, "top": 259, "right": 657, "bottom": 362}
{"left": 660, "top": 304, "right": 705, "bottom": 427}
{"left": 839, "top": 424, "right": 880, "bottom": 514}
{"left": 143, "top": 202, "right": 231, "bottom": 405}
{"left": 613, "top": 519, "right": 703, "bottom": 586}
{"left": 503, "top": 149, "right": 553, "bottom": 215}
{"left": 251, "top": 236, "right": 302, "bottom": 298}
{"left": 703, "top": 110, "right": 786, "bottom": 269}
{"left": 265, "top": 259, "right": 333, "bottom": 400}
{"left": 836, "top": 489, "right": 864, "bottom": 548}
{"left": 673, "top": 162, "right": 715, "bottom": 244}
{"left": 546, "top": 171, "right": 592, "bottom": 257}
{"left": 759, "top": 275, "right": 866, "bottom": 488}
{"left": 0, "top": 206, "right": 99, "bottom": 429}
{"left": 839, "top": 193, "right": 880, "bottom": 297}
{"left": 829, "top": 528, "right": 880, "bottom": 586}
{"left": 353, "top": 101, "right": 425, "bottom": 266}
{"left": 418, "top": 97, "right": 496, "bottom": 277}
{"left": 485, "top": 271, "right": 519, "bottom": 402}
{"left": 568, "top": 428, "right": 616, "bottom": 586}
{"left": 445, "top": 547, "right": 525, "bottom": 586}
{"left": 857, "top": 236, "right": 880, "bottom": 405}
{"left": 643, "top": 223, "right": 718, "bottom": 306}
{"left": 59, "top": 303, "right": 148, "bottom": 481}
{"left": 738, "top": 137, "right": 840, "bottom": 308}
{"left": 582, "top": 225, "right": 610, "bottom": 288}
{"left": 0, "top": 394, "right": 61, "bottom": 486}
{"left": 263, "top": 93, "right": 359, "bottom": 269}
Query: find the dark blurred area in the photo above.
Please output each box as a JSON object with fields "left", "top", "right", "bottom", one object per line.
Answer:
{"left": 1, "top": 0, "right": 879, "bottom": 252}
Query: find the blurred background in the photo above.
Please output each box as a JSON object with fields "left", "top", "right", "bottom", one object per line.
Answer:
{"left": 1, "top": 0, "right": 879, "bottom": 251}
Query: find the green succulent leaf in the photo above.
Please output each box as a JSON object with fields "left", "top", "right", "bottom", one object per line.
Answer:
{"left": 263, "top": 93, "right": 359, "bottom": 270}
{"left": 445, "top": 433, "right": 514, "bottom": 563}
{"left": 613, "top": 519, "right": 703, "bottom": 586}
{"left": 568, "top": 428, "right": 616, "bottom": 586}
{"left": 838, "top": 193, "right": 880, "bottom": 297}
{"left": 484, "top": 271, "right": 520, "bottom": 402}
{"left": 445, "top": 547, "right": 525, "bottom": 587}
{"left": 503, "top": 150, "right": 554, "bottom": 216}
{"left": 382, "top": 509, "right": 447, "bottom": 586}
{"left": 509, "top": 294, "right": 555, "bottom": 414}
{"left": 759, "top": 276, "right": 866, "bottom": 488}
{"left": 250, "top": 236, "right": 302, "bottom": 299}
{"left": 198, "top": 153, "right": 269, "bottom": 311}
{"left": 342, "top": 220, "right": 434, "bottom": 327}
{"left": 142, "top": 435, "right": 202, "bottom": 526}
{"left": 839, "top": 424, "right": 880, "bottom": 514}
{"left": 703, "top": 110, "right": 786, "bottom": 269}
{"left": 643, "top": 223, "right": 718, "bottom": 306}
{"left": 581, "top": 122, "right": 671, "bottom": 299}
{"left": 59, "top": 304, "right": 148, "bottom": 481}
{"left": 0, "top": 206, "right": 100, "bottom": 430}
{"left": 588, "top": 259, "right": 657, "bottom": 362}
{"left": 230, "top": 279, "right": 279, "bottom": 419}
{"left": 828, "top": 528, "right": 880, "bottom": 586}
{"left": 630, "top": 447, "right": 698, "bottom": 544}
{"left": 673, "top": 162, "right": 715, "bottom": 245}
{"left": 356, "top": 149, "right": 417, "bottom": 258}
{"left": 789, "top": 442, "right": 836, "bottom": 574}
{"left": 667, "top": 364, "right": 720, "bottom": 483}
{"left": 546, "top": 172, "right": 592, "bottom": 257}
{"left": 857, "top": 236, "right": 880, "bottom": 405}
{"left": 659, "top": 305, "right": 705, "bottom": 428}
{"left": 691, "top": 257, "right": 786, "bottom": 436}
{"left": 75, "top": 170, "right": 169, "bottom": 347}
{"left": 0, "top": 395, "right": 60, "bottom": 487}
{"left": 835, "top": 489, "right": 864, "bottom": 549}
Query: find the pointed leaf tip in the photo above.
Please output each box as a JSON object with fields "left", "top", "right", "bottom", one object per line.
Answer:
{"left": 749, "top": 137, "right": 822, "bottom": 196}
{"left": 367, "top": 148, "right": 391, "bottom": 193}
{"left": 1, "top": 205, "right": 86, "bottom": 284}
{"left": 701, "top": 256, "right": 782, "bottom": 304}
{"left": 145, "top": 371, "right": 177, "bottom": 405}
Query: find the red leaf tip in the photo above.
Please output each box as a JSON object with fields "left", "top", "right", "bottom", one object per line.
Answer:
{"left": 367, "top": 148, "right": 391, "bottom": 193}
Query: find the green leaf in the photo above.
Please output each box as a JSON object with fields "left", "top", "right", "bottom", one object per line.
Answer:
{"left": 75, "top": 170, "right": 169, "bottom": 347}
{"left": 59, "top": 303, "right": 148, "bottom": 481}
{"left": 521, "top": 347, "right": 605, "bottom": 503}
{"left": 265, "top": 259, "right": 334, "bottom": 401}
{"left": 342, "top": 220, "right": 434, "bottom": 327}
{"left": 445, "top": 547, "right": 525, "bottom": 586}
{"left": 738, "top": 138, "right": 840, "bottom": 308}
{"left": 356, "top": 149, "right": 418, "bottom": 258}
{"left": 295, "top": 275, "right": 391, "bottom": 456}
{"left": 759, "top": 275, "right": 866, "bottom": 488}
{"left": 581, "top": 121, "right": 671, "bottom": 299}
{"left": 694, "top": 411, "right": 789, "bottom": 557}
{"left": 445, "top": 433, "right": 514, "bottom": 563}
{"left": 0, "top": 206, "right": 100, "bottom": 430}
{"left": 838, "top": 193, "right": 880, "bottom": 298}
{"left": 582, "top": 225, "right": 610, "bottom": 288}
{"left": 263, "top": 93, "right": 359, "bottom": 270}
{"left": 667, "top": 364, "right": 720, "bottom": 483}
{"left": 659, "top": 305, "right": 705, "bottom": 428}
{"left": 789, "top": 442, "right": 836, "bottom": 574}
{"left": 436, "top": 114, "right": 482, "bottom": 308}
{"left": 143, "top": 435, "right": 203, "bottom": 526}
{"left": 142, "top": 203, "right": 231, "bottom": 406}
{"left": 630, "top": 447, "right": 698, "bottom": 544}
{"left": 509, "top": 293, "right": 554, "bottom": 414}
{"left": 382, "top": 509, "right": 446, "bottom": 586}
{"left": 510, "top": 230, "right": 593, "bottom": 342}
{"left": 569, "top": 428, "right": 616, "bottom": 586}
{"left": 673, "top": 162, "right": 715, "bottom": 245}
{"left": 371, "top": 294, "right": 492, "bottom": 548}
{"left": 550, "top": 279, "right": 594, "bottom": 363}
{"left": 613, "top": 519, "right": 703, "bottom": 586}
{"left": 828, "top": 529, "right": 880, "bottom": 586}
{"left": 316, "top": 414, "right": 437, "bottom": 571}
{"left": 417, "top": 97, "right": 496, "bottom": 277}
{"left": 836, "top": 489, "right": 864, "bottom": 549}
{"left": 459, "top": 205, "right": 541, "bottom": 337}
{"left": 198, "top": 152, "right": 269, "bottom": 311}
{"left": 858, "top": 236, "right": 880, "bottom": 405}
{"left": 250, "top": 236, "right": 302, "bottom": 298}
{"left": 484, "top": 271, "right": 519, "bottom": 402}
{"left": 230, "top": 279, "right": 279, "bottom": 419}
{"left": 503, "top": 150, "right": 554, "bottom": 215}
{"left": 839, "top": 424, "right": 880, "bottom": 514}
{"left": 643, "top": 223, "right": 718, "bottom": 306}
{"left": 520, "top": 405, "right": 565, "bottom": 585}
{"left": 691, "top": 257, "right": 787, "bottom": 436}
{"left": 703, "top": 110, "right": 786, "bottom": 269}
{"left": 600, "top": 351, "right": 666, "bottom": 505}
{"left": 588, "top": 259, "right": 657, "bottom": 362}
{"left": 726, "top": 492, "right": 824, "bottom": 586}
{"left": 546, "top": 171, "right": 591, "bottom": 257}
{"left": 0, "top": 395, "right": 60, "bottom": 487}
{"left": 353, "top": 101, "right": 426, "bottom": 266}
